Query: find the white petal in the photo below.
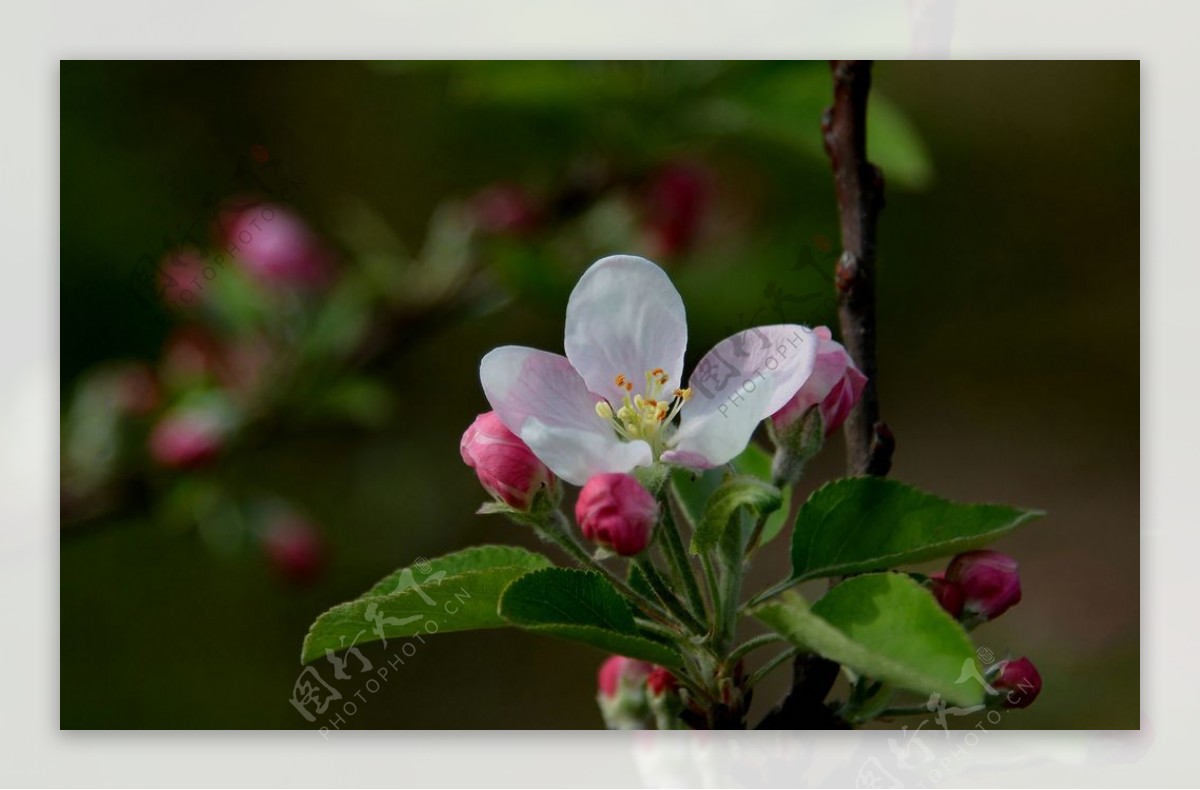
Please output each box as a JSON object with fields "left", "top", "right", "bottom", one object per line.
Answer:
{"left": 663, "top": 325, "right": 819, "bottom": 468}
{"left": 564, "top": 255, "right": 688, "bottom": 404}
{"left": 480, "top": 346, "right": 652, "bottom": 485}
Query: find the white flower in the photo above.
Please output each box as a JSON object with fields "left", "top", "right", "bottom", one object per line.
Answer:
{"left": 479, "top": 255, "right": 819, "bottom": 485}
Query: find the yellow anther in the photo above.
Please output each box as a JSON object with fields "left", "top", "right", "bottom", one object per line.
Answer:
{"left": 615, "top": 373, "right": 628, "bottom": 389}
{"left": 674, "top": 387, "right": 693, "bottom": 402}
{"left": 595, "top": 401, "right": 613, "bottom": 420}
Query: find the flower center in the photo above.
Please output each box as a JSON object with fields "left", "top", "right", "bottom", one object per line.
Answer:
{"left": 595, "top": 368, "right": 692, "bottom": 457}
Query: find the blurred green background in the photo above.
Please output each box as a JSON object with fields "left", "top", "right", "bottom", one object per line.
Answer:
{"left": 59, "top": 61, "right": 1138, "bottom": 729}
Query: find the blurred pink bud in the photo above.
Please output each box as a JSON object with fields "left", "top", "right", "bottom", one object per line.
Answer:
{"left": 148, "top": 410, "right": 226, "bottom": 468}
{"left": 771, "top": 326, "right": 867, "bottom": 438}
{"left": 157, "top": 247, "right": 214, "bottom": 311}
{"left": 992, "top": 657, "right": 1042, "bottom": 709}
{"left": 946, "top": 550, "right": 1022, "bottom": 622}
{"left": 225, "top": 202, "right": 332, "bottom": 286}
{"left": 460, "top": 411, "right": 555, "bottom": 510}
{"left": 929, "top": 571, "right": 965, "bottom": 619}
{"left": 469, "top": 184, "right": 539, "bottom": 235}
{"left": 646, "top": 666, "right": 678, "bottom": 697}
{"left": 642, "top": 162, "right": 709, "bottom": 257}
{"left": 262, "top": 515, "right": 325, "bottom": 585}
{"left": 575, "top": 473, "right": 657, "bottom": 557}
{"left": 597, "top": 655, "right": 653, "bottom": 699}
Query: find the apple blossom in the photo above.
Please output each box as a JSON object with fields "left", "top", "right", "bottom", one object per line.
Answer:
{"left": 479, "top": 255, "right": 819, "bottom": 485}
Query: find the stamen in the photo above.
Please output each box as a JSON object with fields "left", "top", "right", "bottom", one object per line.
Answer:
{"left": 596, "top": 401, "right": 613, "bottom": 420}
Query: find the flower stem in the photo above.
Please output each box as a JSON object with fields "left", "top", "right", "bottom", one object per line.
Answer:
{"left": 746, "top": 647, "right": 800, "bottom": 689}
{"left": 541, "top": 511, "right": 672, "bottom": 623}
{"left": 875, "top": 705, "right": 929, "bottom": 718}
{"left": 634, "top": 557, "right": 709, "bottom": 636}
{"left": 727, "top": 633, "right": 787, "bottom": 666}
{"left": 657, "top": 494, "right": 708, "bottom": 624}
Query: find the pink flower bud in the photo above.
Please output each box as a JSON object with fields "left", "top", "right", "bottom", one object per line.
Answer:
{"left": 771, "top": 326, "right": 867, "bottom": 438}
{"left": 148, "top": 409, "right": 227, "bottom": 468}
{"left": 992, "top": 657, "right": 1042, "bottom": 709}
{"left": 945, "top": 550, "right": 1022, "bottom": 622}
{"left": 225, "top": 202, "right": 332, "bottom": 286}
{"left": 597, "top": 655, "right": 653, "bottom": 699}
{"left": 262, "top": 514, "right": 325, "bottom": 585}
{"left": 469, "top": 184, "right": 539, "bottom": 235}
{"left": 460, "top": 411, "right": 555, "bottom": 510}
{"left": 929, "top": 571, "right": 965, "bottom": 619}
{"left": 156, "top": 247, "right": 213, "bottom": 312}
{"left": 646, "top": 666, "right": 678, "bottom": 697}
{"left": 596, "top": 655, "right": 655, "bottom": 728}
{"left": 575, "top": 473, "right": 657, "bottom": 556}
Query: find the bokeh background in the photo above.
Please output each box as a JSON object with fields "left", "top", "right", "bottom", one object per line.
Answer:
{"left": 59, "top": 61, "right": 1138, "bottom": 729}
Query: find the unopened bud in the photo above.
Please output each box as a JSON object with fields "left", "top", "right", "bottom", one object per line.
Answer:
{"left": 575, "top": 473, "right": 657, "bottom": 556}
{"left": 225, "top": 202, "right": 332, "bottom": 286}
{"left": 460, "top": 411, "right": 555, "bottom": 511}
{"left": 770, "top": 326, "right": 867, "bottom": 439}
{"left": 596, "top": 655, "right": 653, "bottom": 729}
{"left": 148, "top": 407, "right": 229, "bottom": 468}
{"left": 262, "top": 514, "right": 325, "bottom": 585}
{"left": 929, "top": 571, "right": 965, "bottom": 619}
{"left": 990, "top": 656, "right": 1042, "bottom": 709}
{"left": 946, "top": 550, "right": 1022, "bottom": 623}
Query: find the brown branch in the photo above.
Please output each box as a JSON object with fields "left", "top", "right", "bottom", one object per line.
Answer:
{"left": 756, "top": 59, "right": 896, "bottom": 732}
{"left": 823, "top": 60, "right": 893, "bottom": 477}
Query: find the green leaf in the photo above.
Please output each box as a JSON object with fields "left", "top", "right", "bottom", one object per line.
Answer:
{"left": 868, "top": 93, "right": 934, "bottom": 191}
{"left": 754, "top": 574, "right": 984, "bottom": 706}
{"left": 500, "top": 568, "right": 684, "bottom": 667}
{"left": 500, "top": 567, "right": 636, "bottom": 632}
{"left": 301, "top": 546, "right": 551, "bottom": 664}
{"left": 363, "top": 546, "right": 551, "bottom": 597}
{"left": 791, "top": 477, "right": 1042, "bottom": 580}
{"left": 730, "top": 443, "right": 793, "bottom": 546}
{"left": 515, "top": 624, "right": 684, "bottom": 668}
{"left": 704, "top": 65, "right": 933, "bottom": 190}
{"left": 690, "top": 474, "right": 781, "bottom": 555}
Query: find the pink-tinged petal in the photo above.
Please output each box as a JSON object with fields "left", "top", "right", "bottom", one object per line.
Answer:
{"left": 564, "top": 255, "right": 688, "bottom": 404}
{"left": 770, "top": 327, "right": 867, "bottom": 437}
{"left": 480, "top": 346, "right": 652, "bottom": 485}
{"left": 663, "top": 325, "right": 819, "bottom": 468}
